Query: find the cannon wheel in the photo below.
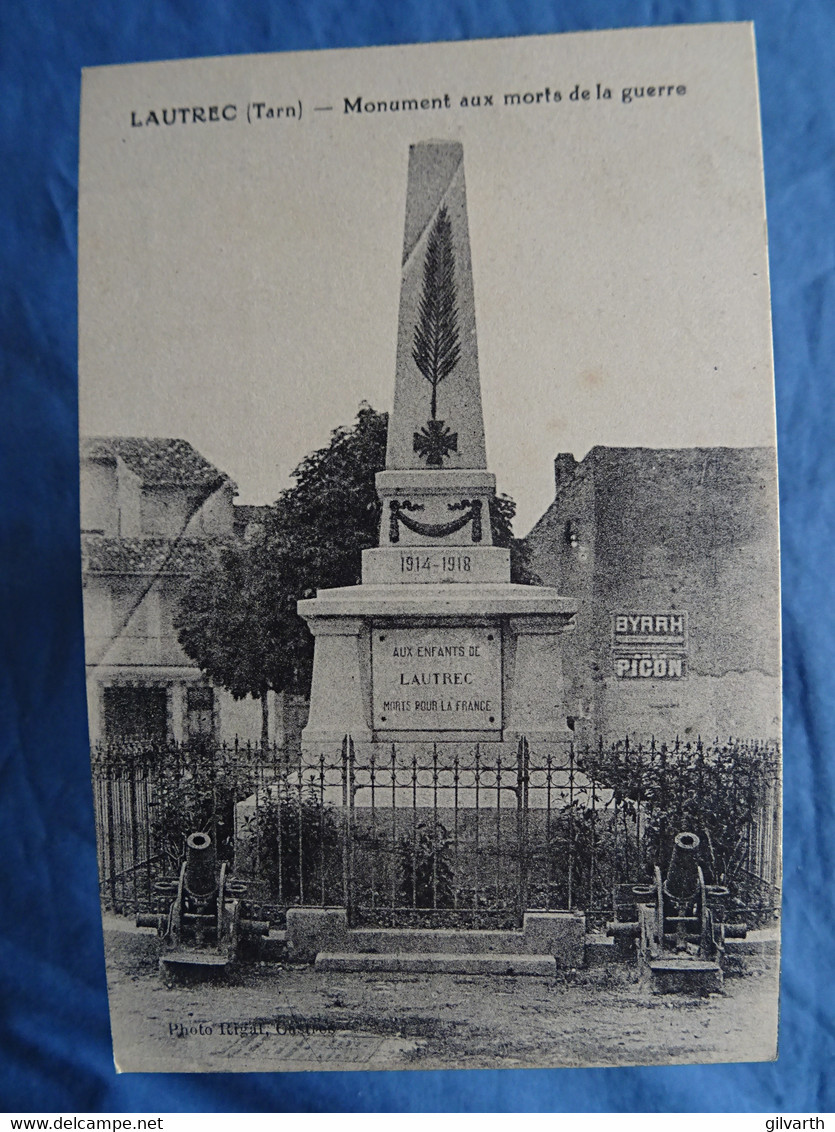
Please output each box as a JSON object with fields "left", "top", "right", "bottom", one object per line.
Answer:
{"left": 637, "top": 866, "right": 664, "bottom": 966}
{"left": 164, "top": 862, "right": 187, "bottom": 948}
{"left": 653, "top": 865, "right": 664, "bottom": 954}
{"left": 698, "top": 866, "right": 725, "bottom": 959}
{"left": 700, "top": 866, "right": 716, "bottom": 956}
{"left": 637, "top": 904, "right": 654, "bottom": 966}
{"left": 217, "top": 862, "right": 241, "bottom": 962}
{"left": 218, "top": 862, "right": 228, "bottom": 950}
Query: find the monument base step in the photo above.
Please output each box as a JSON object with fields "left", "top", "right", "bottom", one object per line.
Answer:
{"left": 284, "top": 908, "right": 585, "bottom": 964}
{"left": 345, "top": 928, "right": 526, "bottom": 954}
{"left": 724, "top": 930, "right": 779, "bottom": 957}
{"left": 314, "top": 951, "right": 556, "bottom": 975}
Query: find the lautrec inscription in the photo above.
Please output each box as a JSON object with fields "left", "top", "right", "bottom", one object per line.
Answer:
{"left": 373, "top": 627, "right": 502, "bottom": 730}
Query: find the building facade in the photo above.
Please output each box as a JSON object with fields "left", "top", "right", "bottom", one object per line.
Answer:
{"left": 526, "top": 446, "right": 781, "bottom": 743}
{"left": 81, "top": 437, "right": 302, "bottom": 747}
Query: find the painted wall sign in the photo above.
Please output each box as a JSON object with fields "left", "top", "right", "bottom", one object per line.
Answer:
{"left": 612, "top": 612, "right": 688, "bottom": 679}
{"left": 372, "top": 626, "right": 502, "bottom": 731}
{"left": 613, "top": 654, "right": 686, "bottom": 679}
{"left": 612, "top": 612, "right": 687, "bottom": 649}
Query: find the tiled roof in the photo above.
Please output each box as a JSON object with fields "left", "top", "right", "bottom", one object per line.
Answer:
{"left": 81, "top": 437, "right": 229, "bottom": 488}
{"left": 82, "top": 535, "right": 219, "bottom": 576}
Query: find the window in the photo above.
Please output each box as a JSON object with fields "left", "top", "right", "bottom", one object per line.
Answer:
{"left": 103, "top": 686, "right": 168, "bottom": 741}
{"left": 186, "top": 685, "right": 215, "bottom": 737}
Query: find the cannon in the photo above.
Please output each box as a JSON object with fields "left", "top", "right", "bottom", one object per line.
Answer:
{"left": 607, "top": 831, "right": 747, "bottom": 993}
{"left": 137, "top": 831, "right": 269, "bottom": 979}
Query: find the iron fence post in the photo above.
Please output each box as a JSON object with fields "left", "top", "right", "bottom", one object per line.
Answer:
{"left": 516, "top": 735, "right": 530, "bottom": 926}
{"left": 343, "top": 735, "right": 357, "bottom": 921}
{"left": 87, "top": 733, "right": 781, "bottom": 930}
{"left": 105, "top": 759, "right": 117, "bottom": 912}
{"left": 567, "top": 740, "right": 575, "bottom": 911}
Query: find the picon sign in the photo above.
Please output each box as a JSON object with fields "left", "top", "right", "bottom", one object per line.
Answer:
{"left": 612, "top": 612, "right": 687, "bottom": 679}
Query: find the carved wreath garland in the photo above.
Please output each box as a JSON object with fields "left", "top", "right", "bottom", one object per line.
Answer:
{"left": 389, "top": 498, "right": 482, "bottom": 544}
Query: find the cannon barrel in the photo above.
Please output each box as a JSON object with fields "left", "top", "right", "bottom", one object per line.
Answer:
{"left": 664, "top": 830, "right": 701, "bottom": 901}
{"left": 606, "top": 921, "right": 641, "bottom": 938}
{"left": 610, "top": 829, "right": 749, "bottom": 991}
{"left": 183, "top": 831, "right": 217, "bottom": 898}
{"left": 724, "top": 922, "right": 748, "bottom": 939}
{"left": 138, "top": 911, "right": 270, "bottom": 935}
{"left": 138, "top": 833, "right": 269, "bottom": 976}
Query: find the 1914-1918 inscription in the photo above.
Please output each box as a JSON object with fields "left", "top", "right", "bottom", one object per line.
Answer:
{"left": 372, "top": 626, "right": 502, "bottom": 731}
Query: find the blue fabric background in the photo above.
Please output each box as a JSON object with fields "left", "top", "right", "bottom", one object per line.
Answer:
{"left": 1, "top": 0, "right": 833, "bottom": 1113}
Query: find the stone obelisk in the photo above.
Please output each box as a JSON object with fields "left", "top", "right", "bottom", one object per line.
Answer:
{"left": 299, "top": 141, "right": 576, "bottom": 748}
{"left": 364, "top": 140, "right": 508, "bottom": 585}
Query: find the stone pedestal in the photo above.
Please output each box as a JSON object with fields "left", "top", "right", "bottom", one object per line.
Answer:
{"left": 523, "top": 912, "right": 586, "bottom": 964}
{"left": 299, "top": 582, "right": 576, "bottom": 747}
{"left": 285, "top": 908, "right": 348, "bottom": 963}
{"left": 302, "top": 617, "right": 373, "bottom": 744}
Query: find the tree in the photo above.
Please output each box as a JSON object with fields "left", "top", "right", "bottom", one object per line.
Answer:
{"left": 175, "top": 405, "right": 387, "bottom": 741}
{"left": 175, "top": 404, "right": 536, "bottom": 737}
{"left": 173, "top": 535, "right": 307, "bottom": 744}
{"left": 267, "top": 402, "right": 388, "bottom": 593}
{"left": 491, "top": 492, "right": 541, "bottom": 586}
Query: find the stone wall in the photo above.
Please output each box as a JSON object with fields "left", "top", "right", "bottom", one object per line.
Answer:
{"left": 527, "top": 446, "right": 781, "bottom": 742}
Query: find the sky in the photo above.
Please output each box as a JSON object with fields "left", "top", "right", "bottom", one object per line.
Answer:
{"left": 78, "top": 26, "right": 777, "bottom": 535}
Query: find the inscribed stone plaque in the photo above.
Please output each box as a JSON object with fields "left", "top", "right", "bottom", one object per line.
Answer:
{"left": 372, "top": 626, "right": 501, "bottom": 731}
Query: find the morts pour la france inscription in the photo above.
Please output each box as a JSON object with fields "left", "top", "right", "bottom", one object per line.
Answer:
{"left": 372, "top": 627, "right": 502, "bottom": 732}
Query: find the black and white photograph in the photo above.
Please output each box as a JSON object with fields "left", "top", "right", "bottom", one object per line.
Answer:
{"left": 78, "top": 24, "right": 781, "bottom": 1073}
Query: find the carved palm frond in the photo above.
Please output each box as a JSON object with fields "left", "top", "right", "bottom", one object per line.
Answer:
{"left": 412, "top": 205, "right": 461, "bottom": 420}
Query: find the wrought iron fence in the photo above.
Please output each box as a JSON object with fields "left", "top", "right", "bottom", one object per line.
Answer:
{"left": 90, "top": 734, "right": 781, "bottom": 929}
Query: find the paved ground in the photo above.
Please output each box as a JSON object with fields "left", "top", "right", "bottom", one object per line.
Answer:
{"left": 103, "top": 921, "right": 779, "bottom": 1073}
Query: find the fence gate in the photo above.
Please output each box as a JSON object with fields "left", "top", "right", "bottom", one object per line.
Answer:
{"left": 338, "top": 736, "right": 592, "bottom": 929}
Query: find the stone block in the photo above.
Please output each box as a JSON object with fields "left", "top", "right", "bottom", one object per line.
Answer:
{"left": 584, "top": 933, "right": 622, "bottom": 967}
{"left": 649, "top": 958, "right": 723, "bottom": 995}
{"left": 724, "top": 930, "right": 779, "bottom": 957}
{"left": 260, "top": 931, "right": 288, "bottom": 962}
{"left": 523, "top": 911, "right": 585, "bottom": 966}
{"left": 285, "top": 907, "right": 348, "bottom": 962}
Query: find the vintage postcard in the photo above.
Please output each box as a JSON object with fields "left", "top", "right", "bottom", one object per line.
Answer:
{"left": 79, "top": 23, "right": 781, "bottom": 1072}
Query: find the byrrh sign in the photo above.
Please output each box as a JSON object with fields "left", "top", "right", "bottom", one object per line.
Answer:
{"left": 612, "top": 612, "right": 688, "bottom": 680}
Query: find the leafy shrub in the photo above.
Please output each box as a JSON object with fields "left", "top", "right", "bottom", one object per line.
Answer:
{"left": 579, "top": 737, "right": 780, "bottom": 906}
{"left": 247, "top": 781, "right": 341, "bottom": 904}
{"left": 398, "top": 820, "right": 454, "bottom": 908}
